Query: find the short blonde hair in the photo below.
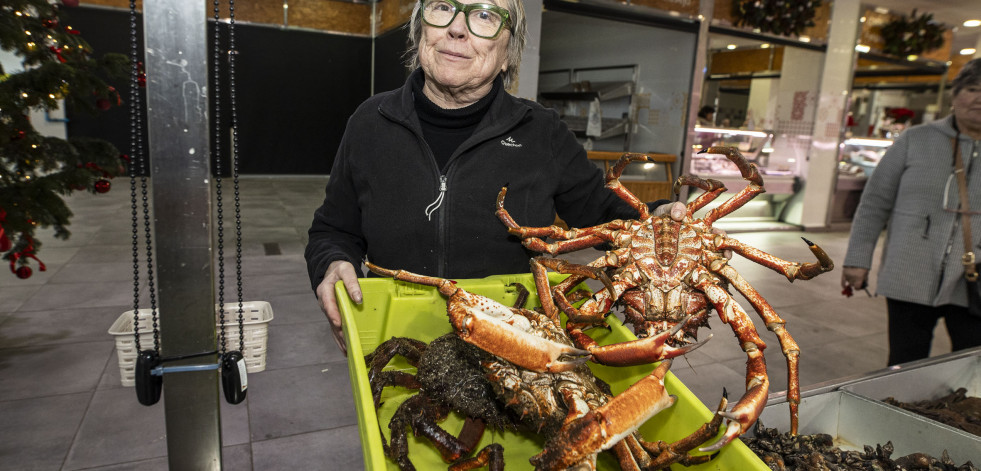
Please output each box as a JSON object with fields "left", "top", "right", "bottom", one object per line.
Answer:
{"left": 404, "top": 0, "right": 527, "bottom": 89}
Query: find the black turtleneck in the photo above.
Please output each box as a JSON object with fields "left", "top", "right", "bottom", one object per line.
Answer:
{"left": 412, "top": 72, "right": 501, "bottom": 172}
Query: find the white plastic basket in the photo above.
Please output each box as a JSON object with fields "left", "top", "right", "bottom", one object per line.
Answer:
{"left": 108, "top": 301, "right": 273, "bottom": 387}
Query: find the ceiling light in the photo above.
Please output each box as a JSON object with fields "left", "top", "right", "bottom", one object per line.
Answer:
{"left": 964, "top": 19, "right": 981, "bottom": 27}
{"left": 855, "top": 44, "right": 870, "bottom": 53}
{"left": 760, "top": 43, "right": 771, "bottom": 49}
{"left": 907, "top": 54, "right": 919, "bottom": 61}
{"left": 727, "top": 44, "right": 737, "bottom": 50}
{"left": 962, "top": 48, "right": 978, "bottom": 55}
{"left": 799, "top": 36, "right": 811, "bottom": 43}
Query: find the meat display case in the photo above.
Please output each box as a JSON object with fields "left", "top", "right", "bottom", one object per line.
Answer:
{"left": 688, "top": 127, "right": 797, "bottom": 195}
{"left": 830, "top": 136, "right": 894, "bottom": 223}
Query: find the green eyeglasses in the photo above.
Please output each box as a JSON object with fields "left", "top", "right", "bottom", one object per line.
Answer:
{"left": 421, "top": 0, "right": 512, "bottom": 39}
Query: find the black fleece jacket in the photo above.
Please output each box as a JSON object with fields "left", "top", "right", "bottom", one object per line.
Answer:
{"left": 305, "top": 69, "right": 667, "bottom": 288}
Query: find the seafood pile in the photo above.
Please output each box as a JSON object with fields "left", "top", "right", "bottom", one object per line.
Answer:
{"left": 364, "top": 271, "right": 718, "bottom": 470}
{"left": 744, "top": 422, "right": 979, "bottom": 471}
{"left": 883, "top": 388, "right": 981, "bottom": 437}
{"left": 364, "top": 149, "right": 835, "bottom": 469}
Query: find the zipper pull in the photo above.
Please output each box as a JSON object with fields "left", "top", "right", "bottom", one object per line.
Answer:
{"left": 425, "top": 175, "right": 447, "bottom": 221}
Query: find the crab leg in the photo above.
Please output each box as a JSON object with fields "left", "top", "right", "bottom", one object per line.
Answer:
{"left": 605, "top": 153, "right": 654, "bottom": 218}
{"left": 689, "top": 265, "right": 770, "bottom": 452}
{"left": 567, "top": 316, "right": 711, "bottom": 366}
{"left": 716, "top": 236, "right": 835, "bottom": 281}
{"left": 389, "top": 395, "right": 491, "bottom": 468}
{"left": 529, "top": 361, "right": 677, "bottom": 470}
{"left": 698, "top": 147, "right": 765, "bottom": 226}
{"left": 639, "top": 392, "right": 728, "bottom": 468}
{"left": 366, "top": 263, "right": 590, "bottom": 373}
{"left": 365, "top": 337, "right": 426, "bottom": 408}
{"left": 714, "top": 262, "right": 803, "bottom": 435}
{"left": 496, "top": 187, "right": 631, "bottom": 255}
{"left": 674, "top": 175, "right": 727, "bottom": 215}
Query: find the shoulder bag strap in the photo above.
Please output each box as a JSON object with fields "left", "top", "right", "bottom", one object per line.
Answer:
{"left": 952, "top": 136, "right": 977, "bottom": 282}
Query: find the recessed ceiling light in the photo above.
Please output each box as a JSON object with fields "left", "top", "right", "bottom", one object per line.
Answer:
{"left": 727, "top": 44, "right": 737, "bottom": 50}
{"left": 760, "top": 43, "right": 771, "bottom": 49}
{"left": 964, "top": 19, "right": 981, "bottom": 27}
{"left": 962, "top": 48, "right": 978, "bottom": 55}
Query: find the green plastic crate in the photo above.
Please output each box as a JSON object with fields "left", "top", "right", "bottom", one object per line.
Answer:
{"left": 338, "top": 273, "right": 768, "bottom": 470}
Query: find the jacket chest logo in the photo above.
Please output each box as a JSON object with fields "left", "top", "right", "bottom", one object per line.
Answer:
{"left": 501, "top": 136, "right": 522, "bottom": 148}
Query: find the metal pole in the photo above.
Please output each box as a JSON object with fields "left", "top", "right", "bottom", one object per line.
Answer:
{"left": 143, "top": 1, "right": 222, "bottom": 470}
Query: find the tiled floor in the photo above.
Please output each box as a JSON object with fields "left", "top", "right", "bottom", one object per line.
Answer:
{"left": 0, "top": 176, "right": 954, "bottom": 470}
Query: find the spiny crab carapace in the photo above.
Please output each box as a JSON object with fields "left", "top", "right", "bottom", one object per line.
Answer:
{"left": 495, "top": 147, "right": 835, "bottom": 451}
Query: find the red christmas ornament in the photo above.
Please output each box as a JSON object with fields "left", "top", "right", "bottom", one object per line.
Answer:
{"left": 96, "top": 98, "right": 111, "bottom": 111}
{"left": 94, "top": 179, "right": 111, "bottom": 193}
{"left": 49, "top": 46, "right": 67, "bottom": 63}
{"left": 8, "top": 237, "right": 46, "bottom": 280}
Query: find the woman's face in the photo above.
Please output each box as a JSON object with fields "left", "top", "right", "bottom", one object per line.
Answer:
{"left": 418, "top": 0, "right": 510, "bottom": 106}
{"left": 953, "top": 82, "right": 981, "bottom": 133}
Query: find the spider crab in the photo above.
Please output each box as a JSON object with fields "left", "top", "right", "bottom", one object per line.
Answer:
{"left": 365, "top": 263, "right": 724, "bottom": 470}
{"left": 494, "top": 147, "right": 834, "bottom": 450}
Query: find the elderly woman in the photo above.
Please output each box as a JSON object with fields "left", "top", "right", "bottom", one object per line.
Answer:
{"left": 842, "top": 57, "right": 981, "bottom": 365}
{"left": 305, "top": 0, "right": 673, "bottom": 352}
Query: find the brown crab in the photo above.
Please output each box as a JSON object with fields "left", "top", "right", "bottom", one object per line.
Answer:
{"left": 494, "top": 148, "right": 834, "bottom": 451}
{"left": 365, "top": 264, "right": 724, "bottom": 470}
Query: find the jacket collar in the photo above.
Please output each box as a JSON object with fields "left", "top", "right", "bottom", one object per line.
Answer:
{"left": 379, "top": 68, "right": 531, "bottom": 138}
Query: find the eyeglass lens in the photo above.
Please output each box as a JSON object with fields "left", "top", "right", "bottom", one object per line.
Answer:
{"left": 423, "top": 0, "right": 505, "bottom": 38}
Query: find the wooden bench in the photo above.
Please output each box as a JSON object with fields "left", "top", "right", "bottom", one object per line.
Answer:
{"left": 553, "top": 151, "right": 677, "bottom": 228}
{"left": 587, "top": 151, "right": 676, "bottom": 202}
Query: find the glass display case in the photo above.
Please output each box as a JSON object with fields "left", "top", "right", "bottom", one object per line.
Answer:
{"left": 837, "top": 137, "right": 892, "bottom": 178}
{"left": 830, "top": 137, "right": 894, "bottom": 223}
{"left": 688, "top": 127, "right": 801, "bottom": 195}
{"left": 689, "top": 127, "right": 776, "bottom": 174}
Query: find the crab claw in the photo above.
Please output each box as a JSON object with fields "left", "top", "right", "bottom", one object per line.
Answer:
{"left": 795, "top": 237, "right": 835, "bottom": 280}
{"left": 448, "top": 288, "right": 590, "bottom": 373}
{"left": 366, "top": 262, "right": 591, "bottom": 373}
{"left": 584, "top": 316, "right": 712, "bottom": 366}
{"left": 698, "top": 381, "right": 768, "bottom": 452}
{"left": 531, "top": 360, "right": 676, "bottom": 470}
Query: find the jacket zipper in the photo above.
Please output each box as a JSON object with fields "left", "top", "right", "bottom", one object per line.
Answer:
{"left": 425, "top": 175, "right": 447, "bottom": 221}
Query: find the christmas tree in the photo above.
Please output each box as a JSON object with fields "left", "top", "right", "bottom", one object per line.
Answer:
{"left": 1, "top": 0, "right": 129, "bottom": 279}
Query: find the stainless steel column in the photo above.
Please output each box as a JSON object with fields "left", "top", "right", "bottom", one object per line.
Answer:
{"left": 143, "top": 2, "right": 222, "bottom": 469}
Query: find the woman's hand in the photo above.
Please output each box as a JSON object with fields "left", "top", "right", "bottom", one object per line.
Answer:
{"left": 841, "top": 266, "right": 870, "bottom": 293}
{"left": 315, "top": 260, "right": 363, "bottom": 356}
{"left": 653, "top": 201, "right": 687, "bottom": 221}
